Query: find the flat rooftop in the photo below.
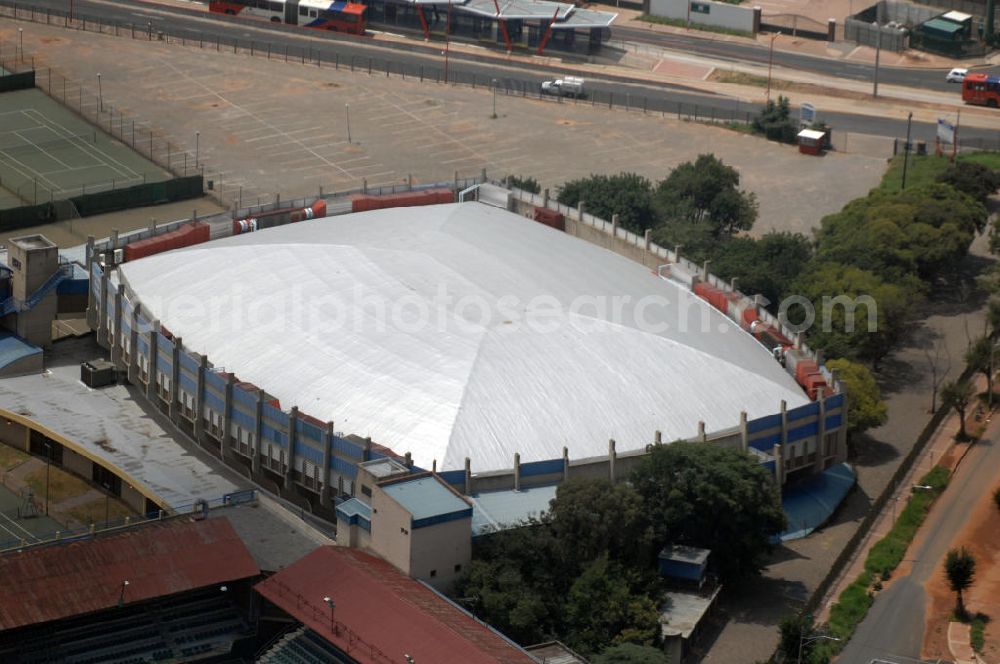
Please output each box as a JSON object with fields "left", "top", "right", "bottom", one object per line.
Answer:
{"left": 381, "top": 475, "right": 472, "bottom": 524}
{"left": 0, "top": 338, "right": 241, "bottom": 510}
{"left": 9, "top": 234, "right": 56, "bottom": 250}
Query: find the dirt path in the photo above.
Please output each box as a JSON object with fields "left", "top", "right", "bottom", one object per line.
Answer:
{"left": 922, "top": 478, "right": 1000, "bottom": 662}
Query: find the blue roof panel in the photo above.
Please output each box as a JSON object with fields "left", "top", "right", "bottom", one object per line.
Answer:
{"left": 0, "top": 332, "right": 41, "bottom": 370}
{"left": 382, "top": 476, "right": 470, "bottom": 523}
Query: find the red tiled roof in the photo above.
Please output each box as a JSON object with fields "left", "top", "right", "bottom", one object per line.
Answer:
{"left": 255, "top": 546, "right": 536, "bottom": 664}
{"left": 0, "top": 517, "right": 259, "bottom": 631}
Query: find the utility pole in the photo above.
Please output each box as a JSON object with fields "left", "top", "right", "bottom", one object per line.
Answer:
{"left": 766, "top": 32, "right": 781, "bottom": 103}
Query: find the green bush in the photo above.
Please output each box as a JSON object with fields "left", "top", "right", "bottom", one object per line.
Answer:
{"left": 750, "top": 96, "right": 799, "bottom": 144}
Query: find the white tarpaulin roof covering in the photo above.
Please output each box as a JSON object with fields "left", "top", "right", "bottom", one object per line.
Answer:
{"left": 117, "top": 203, "right": 807, "bottom": 472}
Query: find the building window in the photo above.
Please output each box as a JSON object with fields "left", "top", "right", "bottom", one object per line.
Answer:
{"left": 429, "top": 570, "right": 437, "bottom": 578}
{"left": 10, "top": 257, "right": 20, "bottom": 270}
{"left": 361, "top": 484, "right": 372, "bottom": 497}
{"left": 454, "top": 564, "right": 462, "bottom": 573}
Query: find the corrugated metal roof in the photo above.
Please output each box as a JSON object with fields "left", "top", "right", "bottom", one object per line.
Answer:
{"left": 381, "top": 475, "right": 471, "bottom": 522}
{"left": 118, "top": 203, "right": 808, "bottom": 473}
{"left": 254, "top": 546, "right": 536, "bottom": 664}
{"left": 0, "top": 518, "right": 259, "bottom": 631}
{"left": 470, "top": 484, "right": 557, "bottom": 535}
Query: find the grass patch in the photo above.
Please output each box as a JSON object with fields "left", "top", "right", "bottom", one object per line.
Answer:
{"left": 23, "top": 465, "right": 95, "bottom": 504}
{"left": 879, "top": 152, "right": 1000, "bottom": 191}
{"left": 865, "top": 465, "right": 949, "bottom": 577}
{"left": 637, "top": 14, "right": 754, "bottom": 38}
{"left": 820, "top": 466, "right": 950, "bottom": 656}
{"left": 0, "top": 444, "right": 29, "bottom": 471}
{"left": 970, "top": 614, "right": 988, "bottom": 653}
{"left": 64, "top": 496, "right": 135, "bottom": 527}
{"left": 712, "top": 70, "right": 792, "bottom": 91}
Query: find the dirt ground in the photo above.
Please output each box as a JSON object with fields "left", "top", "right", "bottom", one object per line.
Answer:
{"left": 922, "top": 480, "right": 1000, "bottom": 663}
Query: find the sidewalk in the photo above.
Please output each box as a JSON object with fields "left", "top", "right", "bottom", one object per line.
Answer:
{"left": 815, "top": 373, "right": 990, "bottom": 625}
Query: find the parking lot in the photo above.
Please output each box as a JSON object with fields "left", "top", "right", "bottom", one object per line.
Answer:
{"left": 3, "top": 22, "right": 889, "bottom": 236}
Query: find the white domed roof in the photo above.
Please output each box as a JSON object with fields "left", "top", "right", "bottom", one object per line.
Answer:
{"left": 118, "top": 203, "right": 807, "bottom": 472}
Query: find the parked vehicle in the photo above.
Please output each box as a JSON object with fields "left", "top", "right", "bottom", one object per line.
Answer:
{"left": 541, "top": 77, "right": 585, "bottom": 98}
{"left": 946, "top": 68, "right": 968, "bottom": 83}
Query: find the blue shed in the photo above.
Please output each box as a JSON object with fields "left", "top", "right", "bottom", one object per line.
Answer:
{"left": 658, "top": 545, "right": 711, "bottom": 583}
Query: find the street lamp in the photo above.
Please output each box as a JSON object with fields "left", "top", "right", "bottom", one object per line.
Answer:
{"left": 18, "top": 28, "right": 23, "bottom": 63}
{"left": 195, "top": 130, "right": 200, "bottom": 169}
{"left": 103, "top": 481, "right": 111, "bottom": 527}
{"left": 872, "top": 21, "right": 882, "bottom": 98}
{"left": 118, "top": 580, "right": 129, "bottom": 607}
{"left": 324, "top": 596, "right": 336, "bottom": 634}
{"left": 901, "top": 112, "right": 913, "bottom": 190}
{"left": 491, "top": 78, "right": 497, "bottom": 119}
{"left": 913, "top": 484, "right": 934, "bottom": 491}
{"left": 798, "top": 633, "right": 840, "bottom": 663}
{"left": 345, "top": 104, "right": 351, "bottom": 144}
{"left": 766, "top": 32, "right": 781, "bottom": 104}
{"left": 44, "top": 442, "right": 51, "bottom": 516}
{"left": 97, "top": 72, "right": 103, "bottom": 113}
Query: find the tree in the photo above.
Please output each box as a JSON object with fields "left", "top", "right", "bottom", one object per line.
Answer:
{"left": 778, "top": 614, "right": 817, "bottom": 663}
{"left": 548, "top": 478, "right": 653, "bottom": 571}
{"left": 936, "top": 161, "right": 1000, "bottom": 205}
{"left": 924, "top": 336, "right": 950, "bottom": 413}
{"left": 791, "top": 262, "right": 917, "bottom": 369}
{"left": 826, "top": 358, "right": 888, "bottom": 436}
{"left": 966, "top": 336, "right": 999, "bottom": 406}
{"left": 945, "top": 547, "right": 976, "bottom": 618}
{"left": 456, "top": 559, "right": 552, "bottom": 644}
{"left": 941, "top": 379, "right": 976, "bottom": 440}
{"left": 814, "top": 185, "right": 986, "bottom": 288}
{"left": 751, "top": 95, "right": 799, "bottom": 144}
{"left": 557, "top": 173, "right": 656, "bottom": 233}
{"left": 653, "top": 154, "right": 758, "bottom": 239}
{"left": 564, "top": 555, "right": 661, "bottom": 654}
{"left": 630, "top": 442, "right": 787, "bottom": 584}
{"left": 505, "top": 174, "right": 541, "bottom": 194}
{"left": 708, "top": 232, "right": 813, "bottom": 309}
{"left": 592, "top": 643, "right": 672, "bottom": 664}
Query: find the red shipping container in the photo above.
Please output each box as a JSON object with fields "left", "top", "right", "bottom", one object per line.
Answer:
{"left": 123, "top": 222, "right": 209, "bottom": 262}
{"left": 350, "top": 188, "right": 454, "bottom": 213}
{"left": 795, "top": 360, "right": 820, "bottom": 386}
{"left": 533, "top": 207, "right": 565, "bottom": 231}
{"left": 805, "top": 374, "right": 828, "bottom": 400}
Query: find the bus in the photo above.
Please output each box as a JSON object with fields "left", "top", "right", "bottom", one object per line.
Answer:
{"left": 962, "top": 73, "right": 1000, "bottom": 108}
{"left": 209, "top": 0, "right": 367, "bottom": 35}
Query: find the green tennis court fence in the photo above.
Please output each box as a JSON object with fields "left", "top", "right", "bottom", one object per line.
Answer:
{"left": 0, "top": 175, "right": 204, "bottom": 231}
{"left": 0, "top": 69, "right": 33, "bottom": 93}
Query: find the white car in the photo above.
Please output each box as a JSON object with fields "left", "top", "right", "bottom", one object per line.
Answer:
{"left": 946, "top": 68, "right": 968, "bottom": 83}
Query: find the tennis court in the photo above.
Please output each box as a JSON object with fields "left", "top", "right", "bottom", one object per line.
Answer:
{"left": 0, "top": 88, "right": 172, "bottom": 209}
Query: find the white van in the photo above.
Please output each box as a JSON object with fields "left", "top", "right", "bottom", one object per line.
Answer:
{"left": 541, "top": 77, "right": 585, "bottom": 98}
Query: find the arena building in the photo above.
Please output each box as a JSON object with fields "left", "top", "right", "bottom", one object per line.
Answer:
{"left": 113, "top": 202, "right": 809, "bottom": 474}
{"left": 86, "top": 185, "right": 850, "bottom": 543}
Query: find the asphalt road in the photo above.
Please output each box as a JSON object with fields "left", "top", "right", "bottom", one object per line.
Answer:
{"left": 838, "top": 429, "right": 1000, "bottom": 663}
{"left": 7, "top": 0, "right": 1000, "bottom": 145}
{"left": 612, "top": 25, "right": 1000, "bottom": 93}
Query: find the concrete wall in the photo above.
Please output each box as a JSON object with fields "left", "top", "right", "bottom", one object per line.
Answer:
{"left": 62, "top": 446, "right": 93, "bottom": 479}
{"left": 369, "top": 486, "right": 416, "bottom": 576}
{"left": 410, "top": 517, "right": 472, "bottom": 591}
{"left": 647, "top": 0, "right": 757, "bottom": 33}
{"left": 0, "top": 421, "right": 28, "bottom": 450}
